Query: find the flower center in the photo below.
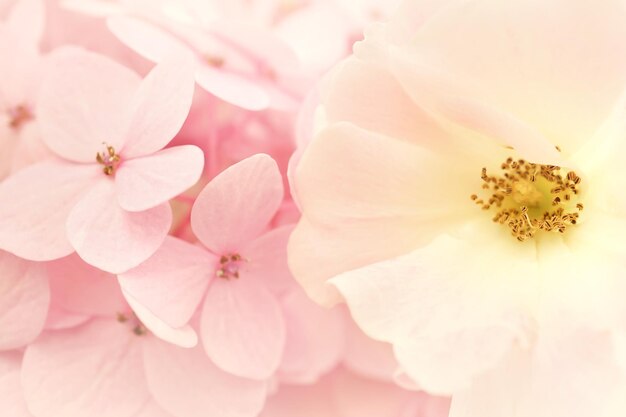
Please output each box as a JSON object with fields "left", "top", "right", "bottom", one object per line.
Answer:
{"left": 96, "top": 144, "right": 121, "bottom": 176}
{"left": 7, "top": 105, "right": 33, "bottom": 130}
{"left": 471, "top": 156, "right": 583, "bottom": 242}
{"left": 116, "top": 312, "right": 148, "bottom": 336}
{"left": 216, "top": 254, "right": 247, "bottom": 279}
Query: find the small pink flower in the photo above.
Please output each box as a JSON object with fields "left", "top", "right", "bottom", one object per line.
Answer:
{"left": 0, "top": 47, "right": 203, "bottom": 273}
{"left": 20, "top": 254, "right": 266, "bottom": 417}
{"left": 101, "top": 7, "right": 301, "bottom": 111}
{"left": 0, "top": 0, "right": 50, "bottom": 179}
{"left": 119, "top": 154, "right": 293, "bottom": 380}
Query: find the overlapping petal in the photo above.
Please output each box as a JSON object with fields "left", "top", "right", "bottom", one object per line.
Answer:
{"left": 22, "top": 319, "right": 150, "bottom": 417}
{"left": 67, "top": 178, "right": 171, "bottom": 274}
{"left": 118, "top": 236, "right": 215, "bottom": 329}
{"left": 0, "top": 161, "right": 98, "bottom": 261}
{"left": 115, "top": 145, "right": 204, "bottom": 212}
{"left": 191, "top": 153, "right": 283, "bottom": 254}
{"left": 0, "top": 251, "right": 49, "bottom": 350}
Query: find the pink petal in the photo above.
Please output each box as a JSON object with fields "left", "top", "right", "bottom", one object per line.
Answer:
{"left": 0, "top": 24, "right": 41, "bottom": 110}
{"left": 120, "top": 54, "right": 197, "bottom": 158}
{"left": 47, "top": 253, "right": 126, "bottom": 317}
{"left": 5, "top": 0, "right": 44, "bottom": 47}
{"left": 136, "top": 400, "right": 175, "bottom": 417}
{"left": 261, "top": 368, "right": 420, "bottom": 417}
{"left": 22, "top": 319, "right": 150, "bottom": 417}
{"left": 278, "top": 289, "right": 345, "bottom": 384}
{"left": 0, "top": 351, "right": 32, "bottom": 417}
{"left": 343, "top": 312, "right": 398, "bottom": 383}
{"left": 0, "top": 161, "right": 98, "bottom": 261}
{"left": 37, "top": 47, "right": 139, "bottom": 162}
{"left": 241, "top": 225, "right": 296, "bottom": 296}
{"left": 116, "top": 145, "right": 204, "bottom": 212}
{"left": 191, "top": 154, "right": 283, "bottom": 254}
{"left": 118, "top": 236, "right": 215, "bottom": 329}
{"left": 195, "top": 65, "right": 271, "bottom": 111}
{"left": 143, "top": 337, "right": 267, "bottom": 417}
{"left": 201, "top": 277, "right": 286, "bottom": 380}
{"left": 44, "top": 306, "right": 89, "bottom": 331}
{"left": 67, "top": 178, "right": 171, "bottom": 274}
{"left": 288, "top": 122, "right": 476, "bottom": 306}
{"left": 0, "top": 251, "right": 49, "bottom": 350}
{"left": 106, "top": 16, "right": 191, "bottom": 64}
{"left": 122, "top": 289, "right": 197, "bottom": 348}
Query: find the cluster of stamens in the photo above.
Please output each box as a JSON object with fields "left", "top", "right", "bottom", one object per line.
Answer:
{"left": 471, "top": 154, "right": 583, "bottom": 242}
{"left": 116, "top": 312, "right": 148, "bottom": 336}
{"left": 96, "top": 144, "right": 121, "bottom": 176}
{"left": 216, "top": 254, "right": 247, "bottom": 279}
{"left": 7, "top": 105, "right": 33, "bottom": 130}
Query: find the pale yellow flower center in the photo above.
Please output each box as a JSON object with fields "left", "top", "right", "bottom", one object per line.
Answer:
{"left": 471, "top": 154, "right": 583, "bottom": 242}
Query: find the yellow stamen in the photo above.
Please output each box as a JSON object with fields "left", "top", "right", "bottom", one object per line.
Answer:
{"left": 471, "top": 155, "right": 583, "bottom": 242}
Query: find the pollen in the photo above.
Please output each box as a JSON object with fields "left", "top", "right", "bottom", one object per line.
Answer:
{"left": 471, "top": 156, "right": 583, "bottom": 242}
{"left": 96, "top": 144, "right": 121, "bottom": 176}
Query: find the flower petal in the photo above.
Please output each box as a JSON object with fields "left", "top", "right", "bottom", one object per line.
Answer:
{"left": 289, "top": 122, "right": 475, "bottom": 305}
{"left": 118, "top": 236, "right": 215, "bottom": 329}
{"left": 343, "top": 312, "right": 398, "bottom": 383}
{"left": 120, "top": 54, "right": 197, "bottom": 158}
{"left": 191, "top": 154, "right": 283, "bottom": 254}
{"left": 37, "top": 47, "right": 139, "bottom": 162}
{"left": 123, "top": 289, "right": 197, "bottom": 349}
{"left": 404, "top": 0, "right": 626, "bottom": 155}
{"left": 241, "top": 225, "right": 295, "bottom": 297}
{"left": 200, "top": 277, "right": 285, "bottom": 380}
{"left": 5, "top": 0, "right": 44, "bottom": 47}
{"left": 67, "top": 178, "right": 171, "bottom": 274}
{"left": 278, "top": 289, "right": 345, "bottom": 384}
{"left": 195, "top": 66, "right": 271, "bottom": 111}
{"left": 0, "top": 351, "right": 31, "bottom": 417}
{"left": 0, "top": 161, "right": 98, "bottom": 261}
{"left": 22, "top": 319, "right": 150, "bottom": 417}
{"left": 47, "top": 253, "right": 126, "bottom": 317}
{"left": 331, "top": 229, "right": 538, "bottom": 395}
{"left": 0, "top": 251, "right": 49, "bottom": 350}
{"left": 106, "top": 16, "right": 191, "bottom": 64}
{"left": 143, "top": 338, "right": 267, "bottom": 417}
{"left": 116, "top": 145, "right": 204, "bottom": 212}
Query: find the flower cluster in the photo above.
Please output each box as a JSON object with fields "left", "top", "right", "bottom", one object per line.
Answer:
{"left": 5, "top": 0, "right": 624, "bottom": 416}
{"left": 0, "top": 1, "right": 450, "bottom": 417}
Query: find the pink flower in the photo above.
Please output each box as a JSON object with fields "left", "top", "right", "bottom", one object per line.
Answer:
{"left": 289, "top": 0, "right": 626, "bottom": 415}
{"left": 119, "top": 154, "right": 293, "bottom": 380}
{"left": 0, "top": 47, "right": 203, "bottom": 273}
{"left": 0, "top": 0, "right": 51, "bottom": 179}
{"left": 20, "top": 254, "right": 267, "bottom": 417}
{"left": 63, "top": 0, "right": 302, "bottom": 111}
